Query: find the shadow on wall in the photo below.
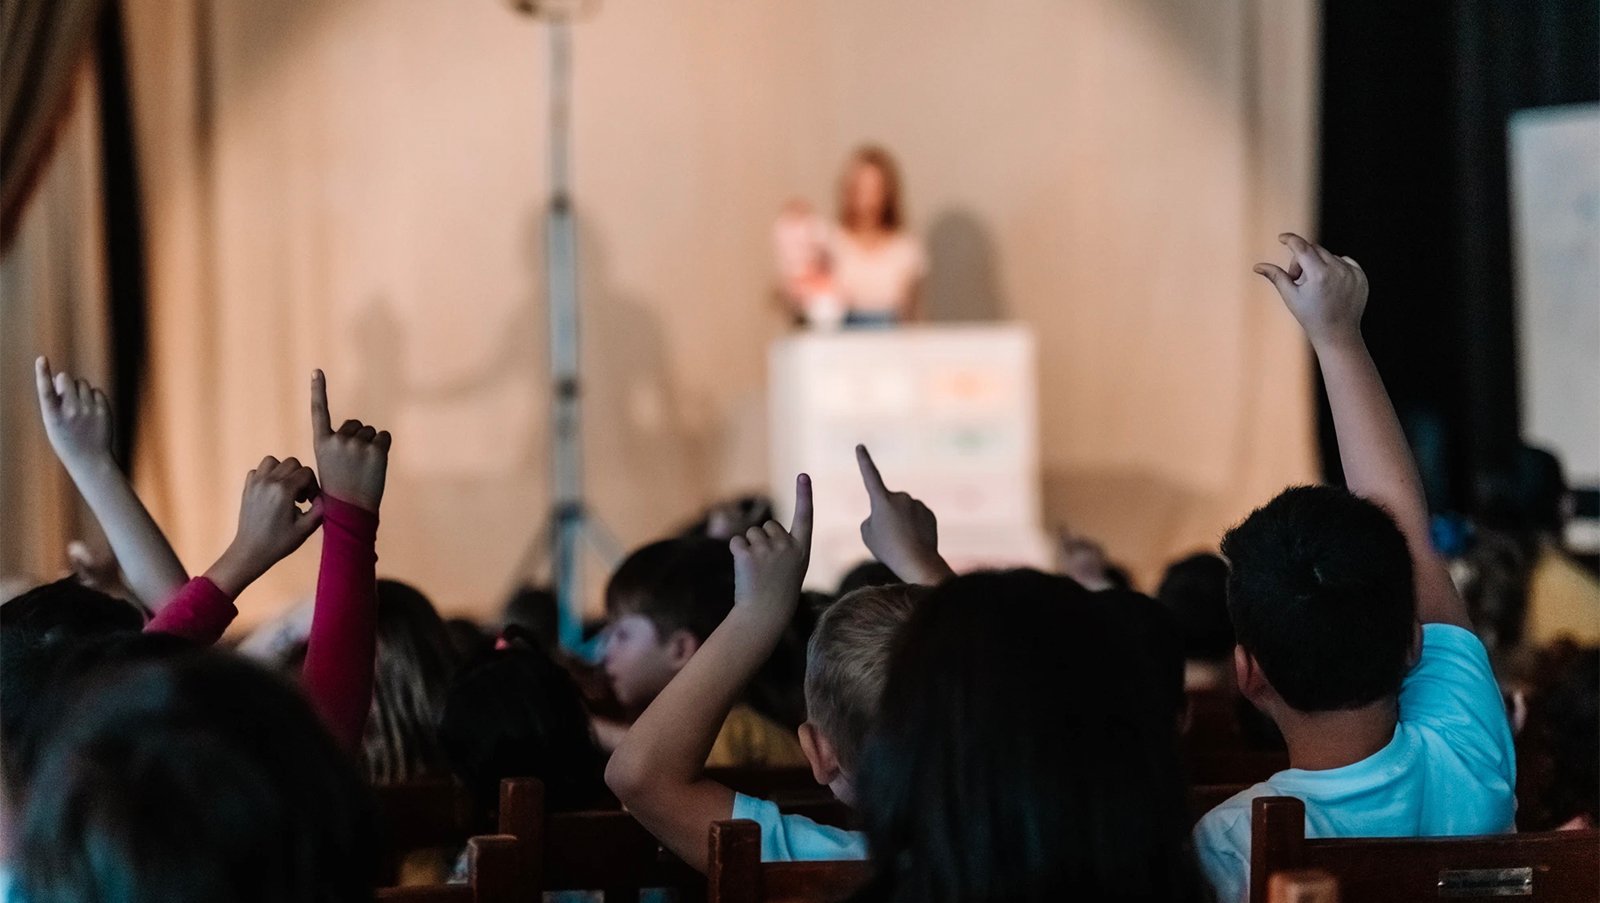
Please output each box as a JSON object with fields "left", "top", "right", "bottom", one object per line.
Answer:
{"left": 924, "top": 208, "right": 1006, "bottom": 322}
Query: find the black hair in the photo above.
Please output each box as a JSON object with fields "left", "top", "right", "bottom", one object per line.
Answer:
{"left": 852, "top": 570, "right": 1201, "bottom": 903}
{"left": 1157, "top": 552, "right": 1235, "bottom": 661}
{"left": 1481, "top": 445, "right": 1569, "bottom": 539}
{"left": 12, "top": 648, "right": 378, "bottom": 903}
{"left": 443, "top": 616, "right": 495, "bottom": 663}
{"left": 837, "top": 560, "right": 901, "bottom": 597}
{"left": 363, "top": 579, "right": 459, "bottom": 784}
{"left": 1516, "top": 643, "right": 1599, "bottom": 831}
{"left": 438, "top": 638, "right": 610, "bottom": 822}
{"left": 603, "top": 537, "right": 735, "bottom": 643}
{"left": 1, "top": 579, "right": 147, "bottom": 783}
{"left": 501, "top": 583, "right": 559, "bottom": 652}
{"left": 1222, "top": 485, "right": 1416, "bottom": 712}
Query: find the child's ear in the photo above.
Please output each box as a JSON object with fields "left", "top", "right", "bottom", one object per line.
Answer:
{"left": 798, "top": 721, "right": 841, "bottom": 787}
{"left": 664, "top": 629, "right": 701, "bottom": 669}
{"left": 1234, "top": 644, "right": 1270, "bottom": 704}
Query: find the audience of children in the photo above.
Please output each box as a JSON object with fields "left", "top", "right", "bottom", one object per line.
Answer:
{"left": 3, "top": 234, "right": 1595, "bottom": 903}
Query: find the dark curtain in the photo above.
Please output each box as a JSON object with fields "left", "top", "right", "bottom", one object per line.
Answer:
{"left": 95, "top": 3, "right": 148, "bottom": 470}
{"left": 1317, "top": 0, "right": 1599, "bottom": 512}
{"left": 0, "top": 0, "right": 105, "bottom": 249}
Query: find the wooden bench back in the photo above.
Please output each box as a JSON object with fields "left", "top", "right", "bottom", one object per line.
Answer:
{"left": 1250, "top": 796, "right": 1600, "bottom": 903}
{"left": 707, "top": 820, "right": 871, "bottom": 903}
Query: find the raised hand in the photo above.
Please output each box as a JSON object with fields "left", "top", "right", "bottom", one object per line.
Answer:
{"left": 730, "top": 474, "right": 813, "bottom": 616}
{"left": 35, "top": 356, "right": 113, "bottom": 467}
{"left": 309, "top": 370, "right": 390, "bottom": 513}
{"left": 1253, "top": 232, "right": 1368, "bottom": 348}
{"left": 33, "top": 356, "right": 189, "bottom": 607}
{"left": 204, "top": 457, "right": 324, "bottom": 597}
{"left": 856, "top": 444, "right": 952, "bottom": 585}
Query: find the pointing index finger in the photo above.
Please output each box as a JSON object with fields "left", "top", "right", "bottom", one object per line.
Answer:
{"left": 311, "top": 369, "right": 332, "bottom": 436}
{"left": 856, "top": 444, "right": 889, "bottom": 501}
{"left": 790, "top": 473, "right": 813, "bottom": 546}
{"left": 35, "top": 356, "right": 59, "bottom": 411}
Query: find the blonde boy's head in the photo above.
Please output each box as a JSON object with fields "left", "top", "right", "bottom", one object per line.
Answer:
{"left": 798, "top": 582, "right": 926, "bottom": 803}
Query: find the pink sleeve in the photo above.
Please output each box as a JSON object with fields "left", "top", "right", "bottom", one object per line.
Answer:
{"left": 143, "top": 577, "right": 237, "bottom": 644}
{"left": 301, "top": 495, "right": 380, "bottom": 754}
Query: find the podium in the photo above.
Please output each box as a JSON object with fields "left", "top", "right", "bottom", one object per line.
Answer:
{"left": 768, "top": 324, "right": 1054, "bottom": 590}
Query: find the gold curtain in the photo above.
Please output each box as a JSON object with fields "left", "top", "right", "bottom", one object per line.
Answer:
{"left": 0, "top": 57, "right": 113, "bottom": 588}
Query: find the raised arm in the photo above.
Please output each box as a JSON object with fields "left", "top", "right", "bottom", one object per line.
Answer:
{"left": 1255, "top": 233, "right": 1468, "bottom": 628}
{"left": 146, "top": 456, "right": 323, "bottom": 643}
{"left": 856, "top": 445, "right": 954, "bottom": 585}
{"left": 606, "top": 475, "right": 813, "bottom": 873}
{"left": 34, "top": 357, "right": 188, "bottom": 609}
{"left": 300, "top": 370, "right": 389, "bottom": 754}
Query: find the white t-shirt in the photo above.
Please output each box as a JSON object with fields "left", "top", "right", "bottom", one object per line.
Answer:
{"left": 731, "top": 793, "right": 867, "bottom": 862}
{"left": 1193, "top": 624, "right": 1516, "bottom": 903}
{"left": 828, "top": 229, "right": 926, "bottom": 316}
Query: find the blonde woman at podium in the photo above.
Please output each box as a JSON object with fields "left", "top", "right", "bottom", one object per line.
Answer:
{"left": 773, "top": 146, "right": 927, "bottom": 329}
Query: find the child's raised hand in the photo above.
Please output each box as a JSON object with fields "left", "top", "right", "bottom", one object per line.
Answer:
{"left": 730, "top": 474, "right": 812, "bottom": 617}
{"left": 309, "top": 370, "right": 390, "bottom": 513}
{"left": 35, "top": 357, "right": 113, "bottom": 468}
{"left": 1253, "top": 233, "right": 1368, "bottom": 348}
{"left": 205, "top": 457, "right": 323, "bottom": 596}
{"left": 856, "top": 444, "right": 950, "bottom": 584}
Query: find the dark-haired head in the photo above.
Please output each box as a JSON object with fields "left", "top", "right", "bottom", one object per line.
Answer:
{"left": 836, "top": 560, "right": 901, "bottom": 597}
{"left": 854, "top": 569, "right": 1200, "bottom": 903}
{"left": 1222, "top": 485, "right": 1417, "bottom": 713}
{"left": 501, "top": 584, "right": 559, "bottom": 653}
{"left": 13, "top": 648, "right": 377, "bottom": 903}
{"left": 1516, "top": 643, "right": 1599, "bottom": 831}
{"left": 1157, "top": 552, "right": 1234, "bottom": 662}
{"left": 439, "top": 638, "right": 609, "bottom": 822}
{"left": 1, "top": 579, "right": 148, "bottom": 787}
{"left": 363, "top": 579, "right": 459, "bottom": 784}
{"left": 602, "top": 537, "right": 735, "bottom": 708}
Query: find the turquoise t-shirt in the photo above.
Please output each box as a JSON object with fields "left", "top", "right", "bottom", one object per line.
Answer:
{"left": 1193, "top": 623, "right": 1516, "bottom": 903}
{"left": 731, "top": 793, "right": 867, "bottom": 862}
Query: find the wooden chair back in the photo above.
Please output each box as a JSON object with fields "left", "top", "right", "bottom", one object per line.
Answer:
{"left": 707, "top": 820, "right": 871, "bottom": 903}
{"left": 372, "top": 780, "right": 475, "bottom": 883}
{"left": 1250, "top": 796, "right": 1600, "bottom": 903}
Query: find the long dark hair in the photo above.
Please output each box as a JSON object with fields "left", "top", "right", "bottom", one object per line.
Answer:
{"left": 853, "top": 570, "right": 1202, "bottom": 903}
{"left": 13, "top": 648, "right": 377, "bottom": 903}
{"left": 363, "top": 579, "right": 459, "bottom": 784}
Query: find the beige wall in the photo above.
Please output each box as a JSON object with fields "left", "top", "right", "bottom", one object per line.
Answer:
{"left": 120, "top": 0, "right": 1317, "bottom": 628}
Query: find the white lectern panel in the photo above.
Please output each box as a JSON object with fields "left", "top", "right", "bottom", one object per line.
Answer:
{"left": 769, "top": 324, "right": 1053, "bottom": 589}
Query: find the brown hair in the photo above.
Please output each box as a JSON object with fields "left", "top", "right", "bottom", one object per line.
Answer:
{"left": 804, "top": 582, "right": 926, "bottom": 772}
{"left": 836, "top": 145, "right": 904, "bottom": 232}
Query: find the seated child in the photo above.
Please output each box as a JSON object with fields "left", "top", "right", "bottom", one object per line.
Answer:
{"left": 1193, "top": 235, "right": 1516, "bottom": 902}
{"left": 599, "top": 535, "right": 805, "bottom": 767}
{"left": 606, "top": 474, "right": 928, "bottom": 869}
{"left": 850, "top": 569, "right": 1203, "bottom": 902}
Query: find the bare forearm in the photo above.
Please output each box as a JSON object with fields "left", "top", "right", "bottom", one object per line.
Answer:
{"left": 612, "top": 605, "right": 784, "bottom": 786}
{"left": 64, "top": 456, "right": 188, "bottom": 609}
{"left": 1314, "top": 336, "right": 1468, "bottom": 627}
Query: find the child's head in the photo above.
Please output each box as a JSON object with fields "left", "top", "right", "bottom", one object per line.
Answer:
{"left": 854, "top": 570, "right": 1200, "bottom": 902}
{"left": 439, "top": 638, "right": 609, "bottom": 821}
{"left": 601, "top": 537, "right": 734, "bottom": 709}
{"left": 363, "top": 579, "right": 459, "bottom": 784}
{"left": 13, "top": 648, "right": 376, "bottom": 903}
{"left": 1515, "top": 642, "right": 1599, "bottom": 831}
{"left": 1157, "top": 552, "right": 1234, "bottom": 662}
{"left": 1222, "top": 485, "right": 1417, "bottom": 715}
{"left": 798, "top": 582, "right": 926, "bottom": 803}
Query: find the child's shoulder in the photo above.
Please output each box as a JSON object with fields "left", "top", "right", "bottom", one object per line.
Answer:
{"left": 707, "top": 705, "right": 806, "bottom": 768}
